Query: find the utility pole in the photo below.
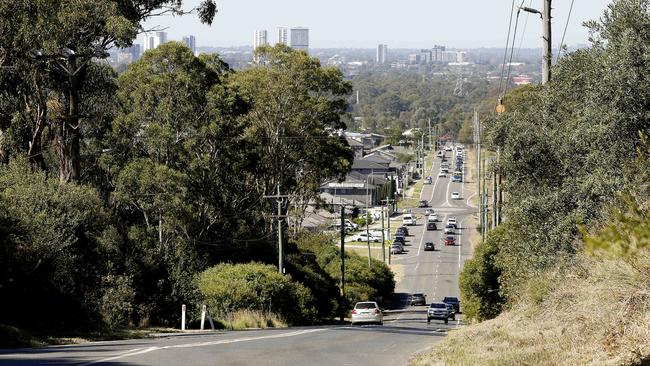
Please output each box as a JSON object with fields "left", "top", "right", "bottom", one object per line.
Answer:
{"left": 542, "top": 0, "right": 552, "bottom": 85}
{"left": 492, "top": 159, "right": 497, "bottom": 230}
{"left": 381, "top": 198, "right": 395, "bottom": 264}
{"left": 263, "top": 184, "right": 290, "bottom": 274}
{"left": 339, "top": 204, "right": 346, "bottom": 322}
{"left": 381, "top": 208, "right": 386, "bottom": 263}
{"left": 365, "top": 176, "right": 372, "bottom": 268}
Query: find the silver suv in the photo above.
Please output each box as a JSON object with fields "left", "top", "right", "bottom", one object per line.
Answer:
{"left": 427, "top": 302, "right": 450, "bottom": 324}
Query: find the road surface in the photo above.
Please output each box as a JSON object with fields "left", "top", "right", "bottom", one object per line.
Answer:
{"left": 0, "top": 147, "right": 476, "bottom": 366}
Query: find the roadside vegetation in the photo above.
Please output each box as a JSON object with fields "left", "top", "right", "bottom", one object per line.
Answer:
{"left": 0, "top": 1, "right": 392, "bottom": 346}
{"left": 415, "top": 1, "right": 650, "bottom": 364}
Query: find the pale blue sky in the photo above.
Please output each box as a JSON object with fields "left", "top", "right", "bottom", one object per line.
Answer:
{"left": 142, "top": 0, "right": 613, "bottom": 48}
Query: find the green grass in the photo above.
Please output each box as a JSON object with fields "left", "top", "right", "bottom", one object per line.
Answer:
{"left": 215, "top": 310, "right": 286, "bottom": 330}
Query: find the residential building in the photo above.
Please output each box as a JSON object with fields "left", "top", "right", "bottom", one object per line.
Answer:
{"left": 254, "top": 29, "right": 268, "bottom": 50}
{"left": 420, "top": 49, "right": 433, "bottom": 63}
{"left": 377, "top": 44, "right": 388, "bottom": 64}
{"left": 182, "top": 35, "right": 196, "bottom": 53}
{"left": 277, "top": 27, "right": 288, "bottom": 45}
{"left": 290, "top": 27, "right": 309, "bottom": 52}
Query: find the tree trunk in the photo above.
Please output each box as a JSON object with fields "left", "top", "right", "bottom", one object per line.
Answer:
{"left": 59, "top": 58, "right": 82, "bottom": 183}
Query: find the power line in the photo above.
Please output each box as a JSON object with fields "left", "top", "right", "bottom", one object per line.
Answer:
{"left": 515, "top": 0, "right": 534, "bottom": 60}
{"left": 498, "top": 0, "right": 518, "bottom": 97}
{"left": 504, "top": 2, "right": 526, "bottom": 96}
{"left": 556, "top": 0, "right": 575, "bottom": 63}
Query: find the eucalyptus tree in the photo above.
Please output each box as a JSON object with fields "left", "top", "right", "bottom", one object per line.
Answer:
{"left": 0, "top": 0, "right": 217, "bottom": 182}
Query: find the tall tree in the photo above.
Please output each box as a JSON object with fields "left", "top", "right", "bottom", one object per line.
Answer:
{"left": 0, "top": 0, "right": 217, "bottom": 182}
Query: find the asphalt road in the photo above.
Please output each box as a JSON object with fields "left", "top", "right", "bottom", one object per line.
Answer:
{"left": 0, "top": 147, "right": 476, "bottom": 366}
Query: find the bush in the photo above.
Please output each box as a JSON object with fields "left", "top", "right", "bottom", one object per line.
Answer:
{"left": 197, "top": 262, "right": 316, "bottom": 325}
{"left": 459, "top": 225, "right": 506, "bottom": 322}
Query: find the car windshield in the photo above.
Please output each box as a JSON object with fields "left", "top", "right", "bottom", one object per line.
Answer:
{"left": 443, "top": 297, "right": 458, "bottom": 302}
{"left": 355, "top": 302, "right": 377, "bottom": 309}
{"left": 430, "top": 303, "right": 446, "bottom": 309}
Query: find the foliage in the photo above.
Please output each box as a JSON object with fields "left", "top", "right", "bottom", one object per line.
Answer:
{"left": 0, "top": 158, "right": 111, "bottom": 331}
{"left": 459, "top": 224, "right": 505, "bottom": 322}
{"left": 469, "top": 0, "right": 650, "bottom": 315}
{"left": 584, "top": 196, "right": 650, "bottom": 260}
{"left": 197, "top": 262, "right": 316, "bottom": 325}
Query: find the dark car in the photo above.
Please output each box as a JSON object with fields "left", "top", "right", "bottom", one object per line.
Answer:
{"left": 427, "top": 222, "right": 437, "bottom": 231}
{"left": 424, "top": 242, "right": 435, "bottom": 251}
{"left": 442, "top": 296, "right": 461, "bottom": 313}
{"left": 444, "top": 236, "right": 456, "bottom": 246}
{"left": 418, "top": 200, "right": 428, "bottom": 208}
{"left": 393, "top": 236, "right": 406, "bottom": 245}
{"left": 410, "top": 293, "right": 427, "bottom": 306}
{"left": 397, "top": 226, "right": 409, "bottom": 236}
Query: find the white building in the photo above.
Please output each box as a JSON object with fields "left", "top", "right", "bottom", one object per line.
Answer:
{"left": 377, "top": 44, "right": 388, "bottom": 64}
{"left": 254, "top": 30, "right": 268, "bottom": 50}
{"left": 182, "top": 35, "right": 196, "bottom": 53}
{"left": 143, "top": 31, "right": 167, "bottom": 52}
{"left": 277, "top": 27, "right": 288, "bottom": 45}
{"left": 290, "top": 27, "right": 309, "bottom": 52}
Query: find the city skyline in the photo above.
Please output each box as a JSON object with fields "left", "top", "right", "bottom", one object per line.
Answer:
{"left": 140, "top": 0, "right": 612, "bottom": 49}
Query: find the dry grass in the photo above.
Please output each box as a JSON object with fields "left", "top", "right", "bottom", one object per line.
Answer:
{"left": 412, "top": 253, "right": 650, "bottom": 366}
{"left": 215, "top": 310, "right": 286, "bottom": 330}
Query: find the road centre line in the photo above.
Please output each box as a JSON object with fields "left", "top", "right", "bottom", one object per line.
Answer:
{"left": 78, "top": 329, "right": 327, "bottom": 366}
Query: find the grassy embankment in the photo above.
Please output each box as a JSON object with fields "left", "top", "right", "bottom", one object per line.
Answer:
{"left": 412, "top": 254, "right": 650, "bottom": 366}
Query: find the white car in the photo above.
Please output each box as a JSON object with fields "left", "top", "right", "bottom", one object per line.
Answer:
{"left": 403, "top": 214, "right": 416, "bottom": 226}
{"left": 451, "top": 192, "right": 461, "bottom": 200}
{"left": 351, "top": 301, "right": 384, "bottom": 325}
{"left": 438, "top": 171, "right": 446, "bottom": 177}
{"left": 428, "top": 213, "right": 438, "bottom": 222}
{"left": 354, "top": 233, "right": 380, "bottom": 242}
{"left": 447, "top": 217, "right": 459, "bottom": 229}
{"left": 445, "top": 146, "right": 452, "bottom": 151}
{"left": 424, "top": 208, "right": 434, "bottom": 216}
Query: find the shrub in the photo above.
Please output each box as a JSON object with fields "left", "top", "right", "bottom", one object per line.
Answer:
{"left": 197, "top": 262, "right": 316, "bottom": 325}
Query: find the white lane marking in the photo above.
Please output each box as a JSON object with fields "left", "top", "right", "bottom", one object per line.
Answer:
{"left": 417, "top": 222, "right": 426, "bottom": 256}
{"left": 78, "top": 329, "right": 326, "bottom": 366}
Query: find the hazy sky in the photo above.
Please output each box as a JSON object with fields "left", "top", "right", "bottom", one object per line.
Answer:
{"left": 141, "top": 0, "right": 613, "bottom": 49}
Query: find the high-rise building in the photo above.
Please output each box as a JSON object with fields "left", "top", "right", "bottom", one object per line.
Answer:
{"left": 182, "top": 35, "right": 196, "bottom": 53}
{"left": 377, "top": 44, "right": 388, "bottom": 64}
{"left": 277, "top": 27, "right": 288, "bottom": 45}
{"left": 290, "top": 27, "right": 309, "bottom": 52}
{"left": 143, "top": 31, "right": 167, "bottom": 52}
{"left": 420, "top": 49, "right": 432, "bottom": 63}
{"left": 254, "top": 30, "right": 268, "bottom": 50}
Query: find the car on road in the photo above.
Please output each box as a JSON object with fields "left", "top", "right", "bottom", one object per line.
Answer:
{"left": 451, "top": 175, "right": 462, "bottom": 183}
{"left": 397, "top": 226, "right": 410, "bottom": 236}
{"left": 447, "top": 217, "right": 458, "bottom": 228}
{"left": 451, "top": 192, "right": 461, "bottom": 200}
{"left": 444, "top": 224, "right": 455, "bottom": 234}
{"left": 427, "top": 302, "right": 450, "bottom": 324}
{"left": 402, "top": 214, "right": 416, "bottom": 226}
{"left": 442, "top": 297, "right": 461, "bottom": 313}
{"left": 445, "top": 146, "right": 452, "bottom": 151}
{"left": 418, "top": 200, "right": 428, "bottom": 208}
{"left": 393, "top": 235, "right": 406, "bottom": 245}
{"left": 424, "top": 241, "right": 435, "bottom": 251}
{"left": 410, "top": 293, "right": 427, "bottom": 306}
{"left": 351, "top": 301, "right": 383, "bottom": 325}
{"left": 390, "top": 243, "right": 404, "bottom": 254}
{"left": 424, "top": 208, "right": 434, "bottom": 216}
{"left": 427, "top": 222, "right": 437, "bottom": 231}
{"left": 428, "top": 213, "right": 438, "bottom": 222}
{"left": 444, "top": 236, "right": 456, "bottom": 246}
{"left": 425, "top": 176, "right": 432, "bottom": 184}
{"left": 354, "top": 233, "right": 380, "bottom": 242}
{"left": 445, "top": 303, "right": 456, "bottom": 320}
{"left": 438, "top": 171, "right": 446, "bottom": 178}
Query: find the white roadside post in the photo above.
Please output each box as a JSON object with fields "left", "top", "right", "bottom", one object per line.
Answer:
{"left": 200, "top": 305, "right": 207, "bottom": 330}
{"left": 181, "top": 304, "right": 186, "bottom": 331}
